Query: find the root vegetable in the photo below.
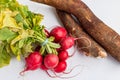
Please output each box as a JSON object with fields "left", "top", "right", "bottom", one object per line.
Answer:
{"left": 57, "top": 10, "right": 107, "bottom": 57}
{"left": 44, "top": 54, "right": 59, "bottom": 69}
{"left": 32, "top": 0, "right": 120, "bottom": 61}
{"left": 58, "top": 50, "right": 69, "bottom": 61}
{"left": 40, "top": 64, "right": 48, "bottom": 70}
{"left": 54, "top": 61, "right": 67, "bottom": 73}
{"left": 20, "top": 52, "right": 43, "bottom": 74}
{"left": 50, "top": 26, "right": 67, "bottom": 42}
{"left": 60, "top": 36, "right": 75, "bottom": 50}
{"left": 25, "top": 52, "right": 43, "bottom": 71}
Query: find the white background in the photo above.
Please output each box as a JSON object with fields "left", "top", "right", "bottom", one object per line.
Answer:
{"left": 0, "top": 0, "right": 120, "bottom": 80}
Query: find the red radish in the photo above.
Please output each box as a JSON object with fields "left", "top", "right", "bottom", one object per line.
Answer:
{"left": 40, "top": 64, "right": 48, "bottom": 70}
{"left": 58, "top": 51, "right": 68, "bottom": 61}
{"left": 50, "top": 26, "right": 67, "bottom": 42}
{"left": 25, "top": 52, "right": 43, "bottom": 71}
{"left": 54, "top": 61, "right": 67, "bottom": 73}
{"left": 57, "top": 47, "right": 63, "bottom": 52}
{"left": 44, "top": 54, "right": 59, "bottom": 69}
{"left": 60, "top": 37, "right": 75, "bottom": 50}
{"left": 44, "top": 29, "right": 50, "bottom": 37}
{"left": 20, "top": 52, "right": 43, "bottom": 75}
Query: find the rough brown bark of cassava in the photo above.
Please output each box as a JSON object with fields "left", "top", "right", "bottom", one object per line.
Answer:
{"left": 56, "top": 10, "right": 107, "bottom": 58}
{"left": 32, "top": 0, "right": 120, "bottom": 61}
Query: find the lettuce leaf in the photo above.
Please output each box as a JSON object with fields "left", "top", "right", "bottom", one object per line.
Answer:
{"left": 0, "top": 28, "right": 17, "bottom": 41}
{"left": 0, "top": 42, "right": 11, "bottom": 68}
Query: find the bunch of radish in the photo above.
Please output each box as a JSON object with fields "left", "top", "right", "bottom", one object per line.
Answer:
{"left": 21, "top": 26, "right": 77, "bottom": 77}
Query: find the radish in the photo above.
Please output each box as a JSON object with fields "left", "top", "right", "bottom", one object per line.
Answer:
{"left": 44, "top": 29, "right": 50, "bottom": 37}
{"left": 58, "top": 51, "right": 68, "bottom": 61}
{"left": 50, "top": 26, "right": 67, "bottom": 42}
{"left": 40, "top": 64, "right": 48, "bottom": 70}
{"left": 21, "top": 52, "right": 43, "bottom": 73}
{"left": 54, "top": 61, "right": 67, "bottom": 73}
{"left": 44, "top": 54, "right": 59, "bottom": 69}
{"left": 60, "top": 36, "right": 75, "bottom": 50}
{"left": 25, "top": 52, "right": 43, "bottom": 70}
{"left": 56, "top": 48, "right": 62, "bottom": 52}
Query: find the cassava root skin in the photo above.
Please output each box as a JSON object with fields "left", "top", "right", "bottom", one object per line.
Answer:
{"left": 56, "top": 10, "right": 107, "bottom": 58}
{"left": 32, "top": 0, "right": 120, "bottom": 61}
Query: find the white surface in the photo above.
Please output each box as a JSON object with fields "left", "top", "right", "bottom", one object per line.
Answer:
{"left": 0, "top": 0, "right": 120, "bottom": 80}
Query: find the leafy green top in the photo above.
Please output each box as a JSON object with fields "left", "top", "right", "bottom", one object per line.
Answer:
{"left": 0, "top": 0, "right": 60, "bottom": 68}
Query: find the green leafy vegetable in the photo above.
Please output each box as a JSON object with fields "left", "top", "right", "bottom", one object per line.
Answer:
{"left": 0, "top": 42, "right": 11, "bottom": 68}
{"left": 15, "top": 13, "right": 23, "bottom": 23}
{"left": 0, "top": 28, "right": 17, "bottom": 41}
{"left": 0, "top": 0, "right": 60, "bottom": 68}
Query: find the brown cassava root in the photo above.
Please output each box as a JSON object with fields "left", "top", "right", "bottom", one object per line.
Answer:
{"left": 56, "top": 10, "right": 107, "bottom": 58}
{"left": 32, "top": 0, "right": 120, "bottom": 61}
